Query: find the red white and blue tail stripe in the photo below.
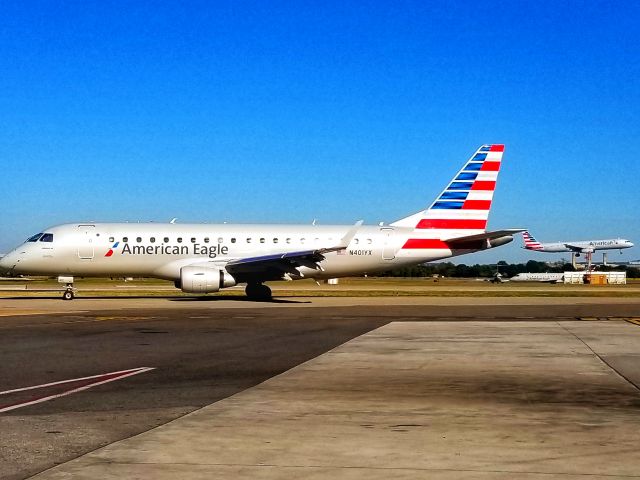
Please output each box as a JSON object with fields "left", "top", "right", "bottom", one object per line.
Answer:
{"left": 522, "top": 231, "right": 543, "bottom": 250}
{"left": 391, "top": 144, "right": 505, "bottom": 250}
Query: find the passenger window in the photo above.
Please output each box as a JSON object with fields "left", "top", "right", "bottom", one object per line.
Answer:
{"left": 301, "top": 238, "right": 305, "bottom": 244}
{"left": 286, "top": 238, "right": 291, "bottom": 244}
{"left": 218, "top": 237, "right": 223, "bottom": 243}
{"left": 177, "top": 237, "right": 182, "bottom": 243}
{"left": 27, "top": 233, "right": 43, "bottom": 242}
{"left": 367, "top": 238, "right": 372, "bottom": 244}
{"left": 150, "top": 237, "right": 156, "bottom": 243}
{"left": 164, "top": 237, "right": 169, "bottom": 243}
{"left": 204, "top": 237, "right": 210, "bottom": 243}
{"left": 136, "top": 237, "right": 142, "bottom": 243}
{"left": 191, "top": 237, "right": 196, "bottom": 243}
{"left": 40, "top": 233, "right": 54, "bottom": 242}
{"left": 273, "top": 238, "right": 278, "bottom": 244}
{"left": 123, "top": 237, "right": 128, "bottom": 242}
{"left": 109, "top": 237, "right": 114, "bottom": 243}
{"left": 231, "top": 238, "right": 236, "bottom": 243}
{"left": 260, "top": 238, "right": 265, "bottom": 243}
{"left": 354, "top": 238, "right": 359, "bottom": 244}
{"left": 247, "top": 238, "right": 252, "bottom": 243}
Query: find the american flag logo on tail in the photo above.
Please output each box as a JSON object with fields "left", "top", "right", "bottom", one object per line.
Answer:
{"left": 522, "top": 231, "right": 543, "bottom": 250}
{"left": 391, "top": 144, "right": 506, "bottom": 250}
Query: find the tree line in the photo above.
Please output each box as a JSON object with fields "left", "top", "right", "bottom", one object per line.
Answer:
{"left": 379, "top": 261, "right": 640, "bottom": 278}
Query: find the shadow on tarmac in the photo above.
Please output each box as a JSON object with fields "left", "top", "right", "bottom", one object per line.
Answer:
{"left": 0, "top": 295, "right": 311, "bottom": 304}
{"left": 171, "top": 295, "right": 310, "bottom": 304}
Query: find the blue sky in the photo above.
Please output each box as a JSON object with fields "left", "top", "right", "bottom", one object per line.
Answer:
{"left": 1, "top": 1, "right": 638, "bottom": 263}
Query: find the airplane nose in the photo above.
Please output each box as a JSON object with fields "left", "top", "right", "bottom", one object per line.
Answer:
{"left": 0, "top": 255, "right": 9, "bottom": 275}
{"left": 0, "top": 252, "right": 18, "bottom": 276}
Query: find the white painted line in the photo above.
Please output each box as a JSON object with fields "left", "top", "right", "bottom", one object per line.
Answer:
{"left": 0, "top": 367, "right": 154, "bottom": 413}
{"left": 0, "top": 367, "right": 153, "bottom": 395}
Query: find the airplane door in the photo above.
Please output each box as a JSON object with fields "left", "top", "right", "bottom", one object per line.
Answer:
{"left": 381, "top": 228, "right": 396, "bottom": 260}
{"left": 77, "top": 225, "right": 95, "bottom": 259}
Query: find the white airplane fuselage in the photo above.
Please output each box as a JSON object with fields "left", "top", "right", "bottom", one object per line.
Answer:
{"left": 528, "top": 239, "right": 633, "bottom": 254}
{"left": 509, "top": 272, "right": 564, "bottom": 283}
{"left": 0, "top": 222, "right": 495, "bottom": 281}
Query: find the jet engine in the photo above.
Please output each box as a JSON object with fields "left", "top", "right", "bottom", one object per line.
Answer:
{"left": 177, "top": 266, "right": 237, "bottom": 293}
{"left": 488, "top": 235, "right": 514, "bottom": 248}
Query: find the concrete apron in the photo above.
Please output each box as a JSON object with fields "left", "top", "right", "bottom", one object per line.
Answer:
{"left": 32, "top": 321, "right": 640, "bottom": 479}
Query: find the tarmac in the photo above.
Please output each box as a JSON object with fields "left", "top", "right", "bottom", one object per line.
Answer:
{"left": 1, "top": 296, "right": 640, "bottom": 479}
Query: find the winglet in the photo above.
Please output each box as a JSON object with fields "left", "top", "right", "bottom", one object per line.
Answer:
{"left": 340, "top": 220, "right": 363, "bottom": 246}
{"left": 318, "top": 220, "right": 363, "bottom": 254}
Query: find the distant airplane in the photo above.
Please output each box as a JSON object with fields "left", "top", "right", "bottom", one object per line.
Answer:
{"left": 0, "top": 145, "right": 523, "bottom": 300}
{"left": 522, "top": 231, "right": 633, "bottom": 257}
{"left": 509, "top": 272, "right": 564, "bottom": 283}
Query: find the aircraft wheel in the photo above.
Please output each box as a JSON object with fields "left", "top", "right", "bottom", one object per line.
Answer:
{"left": 245, "top": 283, "right": 272, "bottom": 301}
{"left": 257, "top": 284, "right": 272, "bottom": 300}
{"left": 245, "top": 283, "right": 258, "bottom": 298}
{"left": 62, "top": 290, "right": 74, "bottom": 301}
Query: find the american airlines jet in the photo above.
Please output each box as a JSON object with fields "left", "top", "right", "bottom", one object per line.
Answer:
{"left": 0, "top": 145, "right": 522, "bottom": 300}
{"left": 522, "top": 231, "right": 634, "bottom": 256}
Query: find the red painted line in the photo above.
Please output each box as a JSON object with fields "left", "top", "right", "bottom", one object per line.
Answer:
{"left": 462, "top": 200, "right": 492, "bottom": 210}
{"left": 415, "top": 219, "right": 487, "bottom": 230}
{"left": 402, "top": 239, "right": 450, "bottom": 249}
{"left": 489, "top": 144, "right": 504, "bottom": 152}
{"left": 471, "top": 181, "right": 496, "bottom": 191}
{"left": 481, "top": 161, "right": 501, "bottom": 171}
{"left": 0, "top": 367, "right": 154, "bottom": 414}
{"left": 104, "top": 250, "right": 114, "bottom": 257}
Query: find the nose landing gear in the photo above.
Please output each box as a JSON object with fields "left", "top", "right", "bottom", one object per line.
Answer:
{"left": 58, "top": 276, "right": 75, "bottom": 300}
{"left": 62, "top": 287, "right": 74, "bottom": 301}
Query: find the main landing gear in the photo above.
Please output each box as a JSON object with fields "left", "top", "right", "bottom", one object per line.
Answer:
{"left": 245, "top": 283, "right": 272, "bottom": 301}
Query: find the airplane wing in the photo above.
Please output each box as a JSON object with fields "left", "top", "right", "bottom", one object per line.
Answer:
{"left": 446, "top": 229, "right": 526, "bottom": 243}
{"left": 563, "top": 243, "right": 590, "bottom": 253}
{"left": 224, "top": 221, "right": 363, "bottom": 278}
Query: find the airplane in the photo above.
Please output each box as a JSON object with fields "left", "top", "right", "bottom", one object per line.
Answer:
{"left": 0, "top": 144, "right": 523, "bottom": 300}
{"left": 522, "top": 231, "right": 633, "bottom": 257}
{"left": 509, "top": 272, "right": 564, "bottom": 283}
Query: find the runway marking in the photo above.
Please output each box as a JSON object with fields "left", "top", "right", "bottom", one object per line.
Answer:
{"left": 625, "top": 318, "right": 640, "bottom": 327}
{"left": 0, "top": 367, "right": 154, "bottom": 414}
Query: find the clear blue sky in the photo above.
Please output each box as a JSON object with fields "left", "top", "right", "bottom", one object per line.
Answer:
{"left": 1, "top": 1, "right": 638, "bottom": 263}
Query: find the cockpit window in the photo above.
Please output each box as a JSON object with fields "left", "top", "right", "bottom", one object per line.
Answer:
{"left": 27, "top": 233, "right": 44, "bottom": 242}
{"left": 39, "top": 233, "right": 54, "bottom": 242}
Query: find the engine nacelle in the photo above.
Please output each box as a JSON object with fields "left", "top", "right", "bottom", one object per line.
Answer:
{"left": 178, "top": 266, "right": 237, "bottom": 293}
{"left": 488, "top": 235, "right": 514, "bottom": 248}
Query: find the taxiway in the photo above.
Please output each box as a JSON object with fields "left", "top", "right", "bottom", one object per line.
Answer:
{"left": 1, "top": 297, "right": 639, "bottom": 479}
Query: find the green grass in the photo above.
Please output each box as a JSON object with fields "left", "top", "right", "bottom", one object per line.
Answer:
{"left": 1, "top": 276, "right": 638, "bottom": 298}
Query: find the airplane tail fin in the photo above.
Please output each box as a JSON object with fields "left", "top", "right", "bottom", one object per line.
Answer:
{"left": 390, "top": 144, "right": 505, "bottom": 238}
{"left": 522, "top": 231, "right": 543, "bottom": 250}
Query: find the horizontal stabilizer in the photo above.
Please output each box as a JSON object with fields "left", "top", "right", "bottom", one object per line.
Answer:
{"left": 448, "top": 229, "right": 526, "bottom": 244}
